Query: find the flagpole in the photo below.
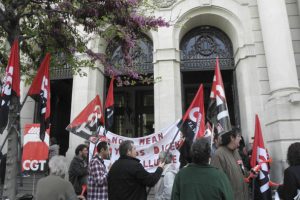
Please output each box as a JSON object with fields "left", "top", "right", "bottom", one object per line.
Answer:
{"left": 210, "top": 123, "right": 215, "bottom": 150}
{"left": 0, "top": 94, "right": 29, "bottom": 152}
{"left": 209, "top": 123, "right": 215, "bottom": 164}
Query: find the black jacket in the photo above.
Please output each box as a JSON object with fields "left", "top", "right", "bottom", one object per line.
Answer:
{"left": 68, "top": 156, "right": 88, "bottom": 194}
{"left": 108, "top": 155, "right": 163, "bottom": 200}
{"left": 278, "top": 165, "right": 300, "bottom": 200}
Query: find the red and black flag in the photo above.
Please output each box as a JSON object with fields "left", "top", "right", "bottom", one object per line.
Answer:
{"left": 207, "top": 57, "right": 231, "bottom": 134}
{"left": 66, "top": 95, "right": 104, "bottom": 140}
{"left": 27, "top": 53, "right": 51, "bottom": 141}
{"left": 0, "top": 40, "right": 20, "bottom": 134}
{"left": 177, "top": 84, "right": 205, "bottom": 168}
{"left": 250, "top": 115, "right": 272, "bottom": 200}
{"left": 181, "top": 84, "right": 205, "bottom": 142}
{"left": 105, "top": 77, "right": 114, "bottom": 131}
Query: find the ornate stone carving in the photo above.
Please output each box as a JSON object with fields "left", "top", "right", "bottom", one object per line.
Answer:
{"left": 180, "top": 26, "right": 234, "bottom": 71}
{"left": 107, "top": 35, "right": 153, "bottom": 73}
{"left": 153, "top": 0, "right": 176, "bottom": 8}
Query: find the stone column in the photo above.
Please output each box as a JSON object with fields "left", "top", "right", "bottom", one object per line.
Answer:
{"left": 66, "top": 37, "right": 105, "bottom": 162}
{"left": 153, "top": 27, "right": 182, "bottom": 131}
{"left": 257, "top": 0, "right": 299, "bottom": 96}
{"left": 257, "top": 0, "right": 300, "bottom": 182}
{"left": 153, "top": 48, "right": 182, "bottom": 131}
{"left": 298, "top": 0, "right": 300, "bottom": 24}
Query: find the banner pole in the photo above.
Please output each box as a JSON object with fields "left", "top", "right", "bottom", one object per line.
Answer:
{"left": 210, "top": 123, "right": 215, "bottom": 150}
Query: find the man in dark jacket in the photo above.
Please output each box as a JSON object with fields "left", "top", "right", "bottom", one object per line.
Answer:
{"left": 69, "top": 144, "right": 89, "bottom": 195}
{"left": 108, "top": 140, "right": 165, "bottom": 200}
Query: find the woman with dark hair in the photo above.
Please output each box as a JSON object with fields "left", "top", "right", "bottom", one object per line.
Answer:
{"left": 278, "top": 142, "right": 300, "bottom": 200}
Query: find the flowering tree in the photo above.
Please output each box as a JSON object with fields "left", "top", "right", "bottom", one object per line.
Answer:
{"left": 0, "top": 0, "right": 168, "bottom": 198}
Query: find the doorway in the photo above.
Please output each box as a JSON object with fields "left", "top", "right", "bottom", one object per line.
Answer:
{"left": 107, "top": 79, "right": 154, "bottom": 138}
{"left": 49, "top": 79, "right": 73, "bottom": 155}
{"left": 182, "top": 70, "right": 237, "bottom": 126}
{"left": 180, "top": 25, "right": 240, "bottom": 127}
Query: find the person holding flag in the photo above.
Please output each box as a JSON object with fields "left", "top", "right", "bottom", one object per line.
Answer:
{"left": 177, "top": 84, "right": 205, "bottom": 168}
{"left": 209, "top": 57, "right": 249, "bottom": 199}
{"left": 210, "top": 128, "right": 249, "bottom": 200}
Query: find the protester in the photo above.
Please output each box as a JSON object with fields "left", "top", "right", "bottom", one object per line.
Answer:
{"left": 277, "top": 142, "right": 300, "bottom": 200}
{"left": 36, "top": 155, "right": 85, "bottom": 200}
{"left": 210, "top": 128, "right": 249, "bottom": 200}
{"left": 176, "top": 132, "right": 192, "bottom": 168}
{"left": 211, "top": 133, "right": 220, "bottom": 157}
{"left": 171, "top": 138, "right": 233, "bottom": 200}
{"left": 69, "top": 144, "right": 89, "bottom": 195}
{"left": 238, "top": 135, "right": 250, "bottom": 170}
{"left": 108, "top": 140, "right": 165, "bottom": 200}
{"left": 154, "top": 151, "right": 177, "bottom": 200}
{"left": 88, "top": 141, "right": 110, "bottom": 200}
{"left": 48, "top": 137, "right": 59, "bottom": 160}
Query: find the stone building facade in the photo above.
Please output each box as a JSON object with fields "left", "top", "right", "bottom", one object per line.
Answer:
{"left": 13, "top": 0, "right": 300, "bottom": 182}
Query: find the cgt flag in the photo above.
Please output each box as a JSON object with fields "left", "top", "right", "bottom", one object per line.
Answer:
{"left": 0, "top": 40, "right": 20, "bottom": 134}
{"left": 177, "top": 84, "right": 205, "bottom": 168}
{"left": 105, "top": 77, "right": 114, "bottom": 131}
{"left": 207, "top": 57, "right": 231, "bottom": 135}
{"left": 181, "top": 84, "right": 205, "bottom": 143}
{"left": 66, "top": 95, "right": 105, "bottom": 140}
{"left": 250, "top": 115, "right": 272, "bottom": 200}
{"left": 27, "top": 53, "right": 51, "bottom": 141}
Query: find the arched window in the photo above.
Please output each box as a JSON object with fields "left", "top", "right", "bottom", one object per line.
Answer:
{"left": 180, "top": 26, "right": 239, "bottom": 127}
{"left": 180, "top": 26, "right": 234, "bottom": 71}
{"left": 106, "top": 35, "right": 153, "bottom": 74}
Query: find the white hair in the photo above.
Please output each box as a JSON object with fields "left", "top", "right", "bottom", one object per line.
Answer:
{"left": 49, "top": 155, "right": 68, "bottom": 178}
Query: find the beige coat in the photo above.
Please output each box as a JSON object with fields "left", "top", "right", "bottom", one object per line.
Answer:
{"left": 211, "top": 146, "right": 249, "bottom": 200}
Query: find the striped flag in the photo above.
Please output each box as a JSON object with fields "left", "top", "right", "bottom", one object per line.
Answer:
{"left": 250, "top": 115, "right": 272, "bottom": 200}
{"left": 181, "top": 84, "right": 205, "bottom": 142}
{"left": 177, "top": 84, "right": 205, "bottom": 168}
{"left": 0, "top": 40, "right": 20, "bottom": 134}
{"left": 27, "top": 53, "right": 51, "bottom": 141}
{"left": 207, "top": 57, "right": 231, "bottom": 135}
{"left": 66, "top": 95, "right": 104, "bottom": 140}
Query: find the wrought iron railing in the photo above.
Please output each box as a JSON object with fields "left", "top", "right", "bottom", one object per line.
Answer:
{"left": 50, "top": 65, "right": 73, "bottom": 80}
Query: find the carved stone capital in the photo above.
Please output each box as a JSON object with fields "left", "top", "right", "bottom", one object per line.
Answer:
{"left": 153, "top": 0, "right": 176, "bottom": 8}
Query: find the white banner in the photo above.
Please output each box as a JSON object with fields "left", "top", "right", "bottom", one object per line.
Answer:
{"left": 89, "top": 121, "right": 181, "bottom": 172}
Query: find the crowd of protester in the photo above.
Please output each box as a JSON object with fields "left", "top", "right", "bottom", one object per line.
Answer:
{"left": 35, "top": 130, "right": 300, "bottom": 200}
